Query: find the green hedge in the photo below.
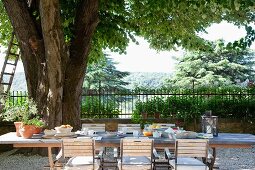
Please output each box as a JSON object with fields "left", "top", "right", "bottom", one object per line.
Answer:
{"left": 131, "top": 87, "right": 255, "bottom": 123}
{"left": 81, "top": 96, "right": 119, "bottom": 118}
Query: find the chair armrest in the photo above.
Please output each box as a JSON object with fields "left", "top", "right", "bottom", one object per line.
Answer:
{"left": 97, "top": 147, "right": 105, "bottom": 159}
{"left": 164, "top": 148, "right": 174, "bottom": 160}
{"left": 55, "top": 149, "right": 62, "bottom": 160}
{"left": 153, "top": 148, "right": 160, "bottom": 159}
{"left": 113, "top": 147, "right": 118, "bottom": 159}
{"left": 208, "top": 152, "right": 214, "bottom": 160}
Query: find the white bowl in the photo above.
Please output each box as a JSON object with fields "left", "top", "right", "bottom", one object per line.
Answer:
{"left": 55, "top": 126, "right": 73, "bottom": 134}
{"left": 176, "top": 131, "right": 198, "bottom": 139}
{"left": 44, "top": 129, "right": 56, "bottom": 136}
{"left": 102, "top": 131, "right": 117, "bottom": 138}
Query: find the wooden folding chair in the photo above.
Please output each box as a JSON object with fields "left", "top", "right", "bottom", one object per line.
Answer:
{"left": 56, "top": 138, "right": 103, "bottom": 170}
{"left": 82, "top": 123, "right": 106, "bottom": 132}
{"left": 119, "top": 138, "right": 154, "bottom": 170}
{"left": 166, "top": 139, "right": 211, "bottom": 170}
{"left": 118, "top": 124, "right": 141, "bottom": 133}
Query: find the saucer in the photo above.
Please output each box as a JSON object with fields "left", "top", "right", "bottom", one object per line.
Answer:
{"left": 55, "top": 132, "right": 76, "bottom": 137}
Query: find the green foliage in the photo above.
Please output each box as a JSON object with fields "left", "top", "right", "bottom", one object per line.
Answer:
{"left": 166, "top": 40, "right": 255, "bottom": 88}
{"left": 131, "top": 86, "right": 255, "bottom": 122}
{"left": 84, "top": 55, "right": 130, "bottom": 91}
{"left": 1, "top": 98, "right": 45, "bottom": 127}
{"left": 1, "top": 0, "right": 255, "bottom": 59}
{"left": 81, "top": 96, "right": 120, "bottom": 118}
{"left": 0, "top": 2, "right": 12, "bottom": 47}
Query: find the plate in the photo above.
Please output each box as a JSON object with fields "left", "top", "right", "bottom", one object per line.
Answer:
{"left": 42, "top": 132, "right": 77, "bottom": 139}
{"left": 176, "top": 131, "right": 198, "bottom": 139}
{"left": 197, "top": 133, "right": 213, "bottom": 139}
{"left": 55, "top": 132, "right": 76, "bottom": 137}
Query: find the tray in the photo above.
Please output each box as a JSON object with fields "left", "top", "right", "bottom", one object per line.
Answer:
{"left": 42, "top": 132, "right": 77, "bottom": 139}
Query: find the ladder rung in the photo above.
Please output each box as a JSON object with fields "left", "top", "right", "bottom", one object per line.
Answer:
{"left": 0, "top": 82, "right": 11, "bottom": 85}
{"left": 9, "top": 52, "right": 19, "bottom": 56}
{"left": 6, "top": 62, "right": 17, "bottom": 66}
{"left": 3, "top": 72, "right": 14, "bottom": 76}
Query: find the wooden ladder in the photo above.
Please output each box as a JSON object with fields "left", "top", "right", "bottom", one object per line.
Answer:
{"left": 0, "top": 32, "right": 20, "bottom": 98}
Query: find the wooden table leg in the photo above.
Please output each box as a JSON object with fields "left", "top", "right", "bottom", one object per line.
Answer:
{"left": 203, "top": 147, "right": 217, "bottom": 170}
{"left": 209, "top": 147, "right": 218, "bottom": 170}
{"left": 47, "top": 146, "right": 54, "bottom": 169}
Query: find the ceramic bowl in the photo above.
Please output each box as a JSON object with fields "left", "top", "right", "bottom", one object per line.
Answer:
{"left": 55, "top": 126, "right": 73, "bottom": 134}
{"left": 102, "top": 131, "right": 117, "bottom": 138}
{"left": 44, "top": 129, "right": 57, "bottom": 136}
{"left": 176, "top": 131, "right": 198, "bottom": 139}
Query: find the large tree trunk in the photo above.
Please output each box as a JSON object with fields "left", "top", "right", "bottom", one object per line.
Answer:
{"left": 62, "top": 0, "right": 99, "bottom": 129}
{"left": 2, "top": 0, "right": 99, "bottom": 130}
{"left": 39, "top": 0, "right": 67, "bottom": 128}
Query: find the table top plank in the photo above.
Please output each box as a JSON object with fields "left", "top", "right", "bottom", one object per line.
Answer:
{"left": 1, "top": 132, "right": 255, "bottom": 148}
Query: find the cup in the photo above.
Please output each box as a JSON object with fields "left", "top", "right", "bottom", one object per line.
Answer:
{"left": 153, "top": 131, "right": 161, "bottom": 138}
{"left": 88, "top": 130, "right": 95, "bottom": 136}
{"left": 122, "top": 127, "right": 128, "bottom": 134}
{"left": 133, "top": 130, "right": 139, "bottom": 137}
{"left": 82, "top": 127, "right": 88, "bottom": 135}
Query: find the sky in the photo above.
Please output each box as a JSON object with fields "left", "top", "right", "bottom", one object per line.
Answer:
{"left": 0, "top": 21, "right": 254, "bottom": 73}
{"left": 109, "top": 21, "right": 255, "bottom": 73}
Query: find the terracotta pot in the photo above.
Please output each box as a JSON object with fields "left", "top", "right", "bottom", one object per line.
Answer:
{"left": 19, "top": 125, "right": 36, "bottom": 139}
{"left": 14, "top": 122, "right": 22, "bottom": 137}
{"left": 34, "top": 126, "right": 42, "bottom": 134}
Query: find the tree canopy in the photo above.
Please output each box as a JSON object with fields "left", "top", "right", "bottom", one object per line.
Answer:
{"left": 1, "top": 1, "right": 255, "bottom": 55}
{"left": 166, "top": 40, "right": 255, "bottom": 88}
{"left": 0, "top": 0, "right": 254, "bottom": 129}
{"left": 83, "top": 56, "right": 130, "bottom": 91}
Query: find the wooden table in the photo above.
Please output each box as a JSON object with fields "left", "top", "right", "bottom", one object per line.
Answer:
{"left": 1, "top": 132, "right": 255, "bottom": 169}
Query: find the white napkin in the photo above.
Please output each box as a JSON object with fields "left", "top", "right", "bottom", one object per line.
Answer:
{"left": 93, "top": 136, "right": 102, "bottom": 141}
{"left": 77, "top": 136, "right": 91, "bottom": 139}
{"left": 165, "top": 127, "right": 175, "bottom": 134}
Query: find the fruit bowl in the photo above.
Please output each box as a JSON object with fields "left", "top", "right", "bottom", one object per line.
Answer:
{"left": 55, "top": 125, "right": 73, "bottom": 134}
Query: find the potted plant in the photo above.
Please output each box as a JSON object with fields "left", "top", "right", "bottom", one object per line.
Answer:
{"left": 1, "top": 98, "right": 45, "bottom": 138}
{"left": 18, "top": 99, "right": 45, "bottom": 138}
{"left": 1, "top": 101, "right": 25, "bottom": 136}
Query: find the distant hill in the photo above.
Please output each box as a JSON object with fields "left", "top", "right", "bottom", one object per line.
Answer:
{"left": 122, "top": 72, "right": 172, "bottom": 89}
{"left": 9, "top": 72, "right": 172, "bottom": 91}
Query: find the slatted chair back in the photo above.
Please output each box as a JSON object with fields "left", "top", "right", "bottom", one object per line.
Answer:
{"left": 121, "top": 138, "right": 153, "bottom": 157}
{"left": 175, "top": 139, "right": 208, "bottom": 158}
{"left": 173, "top": 139, "right": 209, "bottom": 170}
{"left": 62, "top": 138, "right": 95, "bottom": 158}
{"left": 82, "top": 123, "right": 106, "bottom": 132}
{"left": 119, "top": 138, "right": 154, "bottom": 169}
{"left": 118, "top": 124, "right": 141, "bottom": 133}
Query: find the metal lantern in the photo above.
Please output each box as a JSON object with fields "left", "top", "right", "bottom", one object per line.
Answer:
{"left": 201, "top": 115, "right": 218, "bottom": 137}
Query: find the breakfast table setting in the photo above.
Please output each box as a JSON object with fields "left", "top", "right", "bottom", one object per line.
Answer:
{"left": 0, "top": 124, "right": 255, "bottom": 169}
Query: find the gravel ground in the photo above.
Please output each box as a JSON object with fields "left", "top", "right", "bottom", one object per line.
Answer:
{"left": 0, "top": 147, "right": 254, "bottom": 170}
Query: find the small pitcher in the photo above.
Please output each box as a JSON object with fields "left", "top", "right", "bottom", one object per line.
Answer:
{"left": 153, "top": 131, "right": 161, "bottom": 138}
{"left": 88, "top": 130, "right": 95, "bottom": 136}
